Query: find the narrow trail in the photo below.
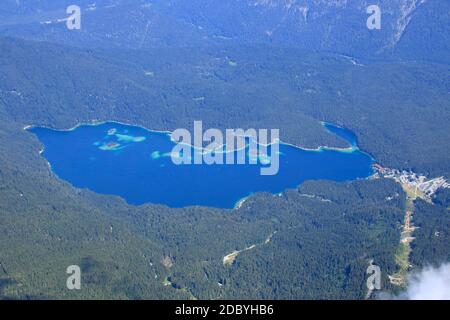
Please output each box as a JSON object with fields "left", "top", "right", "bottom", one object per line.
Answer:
{"left": 223, "top": 231, "right": 278, "bottom": 266}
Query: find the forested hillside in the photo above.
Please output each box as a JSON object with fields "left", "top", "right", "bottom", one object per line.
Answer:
{"left": 0, "top": 111, "right": 406, "bottom": 298}
{"left": 0, "top": 36, "right": 448, "bottom": 299}
{"left": 1, "top": 37, "right": 449, "bottom": 177}
{"left": 0, "top": 0, "right": 449, "bottom": 299}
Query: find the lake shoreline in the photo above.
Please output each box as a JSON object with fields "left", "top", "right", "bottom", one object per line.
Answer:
{"left": 24, "top": 119, "right": 365, "bottom": 155}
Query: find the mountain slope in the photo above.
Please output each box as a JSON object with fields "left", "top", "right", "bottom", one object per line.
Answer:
{"left": 1, "top": 36, "right": 450, "bottom": 176}
{"left": 0, "top": 0, "right": 448, "bottom": 62}
{"left": 0, "top": 36, "right": 418, "bottom": 299}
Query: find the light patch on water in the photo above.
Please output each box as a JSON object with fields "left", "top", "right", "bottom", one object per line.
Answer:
{"left": 98, "top": 129, "right": 147, "bottom": 151}
{"left": 107, "top": 128, "right": 117, "bottom": 136}
{"left": 151, "top": 151, "right": 174, "bottom": 160}
{"left": 115, "top": 133, "right": 146, "bottom": 143}
{"left": 99, "top": 142, "right": 123, "bottom": 151}
{"left": 151, "top": 151, "right": 161, "bottom": 160}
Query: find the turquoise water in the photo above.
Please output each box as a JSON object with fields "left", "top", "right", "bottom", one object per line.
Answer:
{"left": 30, "top": 122, "right": 374, "bottom": 209}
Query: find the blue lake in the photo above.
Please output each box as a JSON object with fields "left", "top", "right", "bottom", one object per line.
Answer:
{"left": 30, "top": 122, "right": 374, "bottom": 209}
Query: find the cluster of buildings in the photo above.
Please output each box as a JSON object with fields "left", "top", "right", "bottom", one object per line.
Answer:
{"left": 373, "top": 164, "right": 450, "bottom": 198}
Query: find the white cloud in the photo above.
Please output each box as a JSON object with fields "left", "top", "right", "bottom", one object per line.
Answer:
{"left": 401, "top": 263, "right": 450, "bottom": 300}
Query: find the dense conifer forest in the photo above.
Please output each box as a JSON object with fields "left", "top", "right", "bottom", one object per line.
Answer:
{"left": 1, "top": 35, "right": 448, "bottom": 299}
